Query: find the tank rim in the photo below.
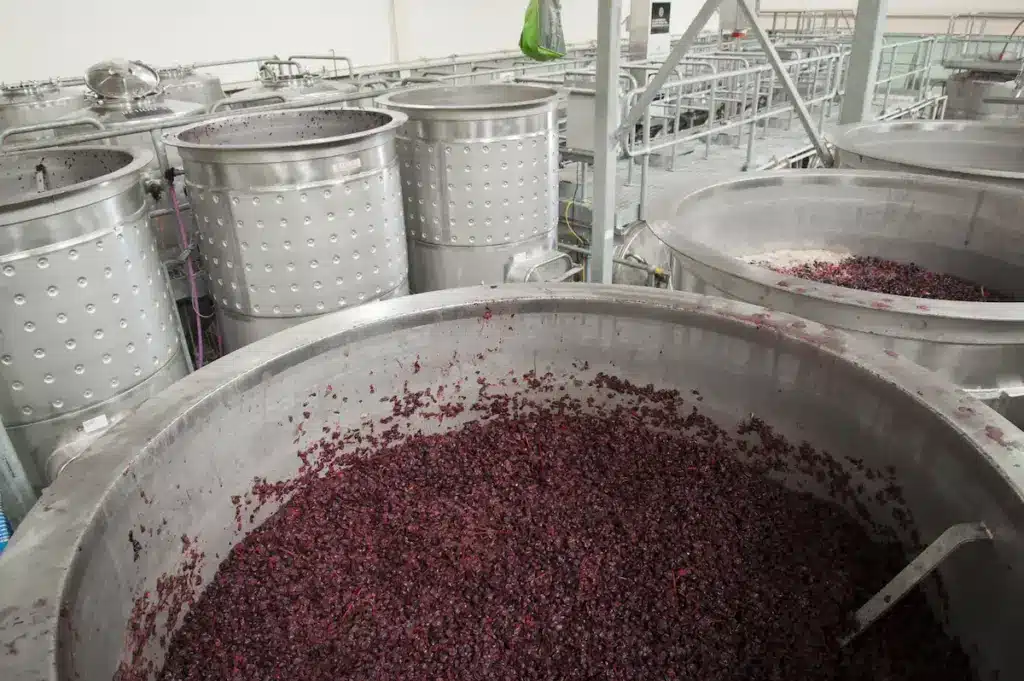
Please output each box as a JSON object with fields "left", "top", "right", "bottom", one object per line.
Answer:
{"left": 650, "top": 170, "right": 1024, "bottom": 322}
{"left": 378, "top": 83, "right": 560, "bottom": 112}
{"left": 35, "top": 284, "right": 1024, "bottom": 493}
{"left": 829, "top": 120, "right": 1024, "bottom": 183}
{"left": 0, "top": 144, "right": 154, "bottom": 212}
{"left": 163, "top": 106, "right": 407, "bottom": 153}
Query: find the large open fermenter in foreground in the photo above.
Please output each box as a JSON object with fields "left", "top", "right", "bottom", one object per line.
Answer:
{"left": 380, "top": 85, "right": 565, "bottom": 291}
{"left": 165, "top": 108, "right": 410, "bottom": 352}
{"left": 0, "top": 147, "right": 189, "bottom": 486}
{"left": 829, "top": 120, "right": 1024, "bottom": 188}
{"left": 650, "top": 170, "right": 1024, "bottom": 424}
{"left": 2, "top": 286, "right": 1024, "bottom": 680}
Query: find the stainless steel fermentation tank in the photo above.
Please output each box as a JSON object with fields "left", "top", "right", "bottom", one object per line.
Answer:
{"left": 0, "top": 147, "right": 188, "bottom": 487}
{"left": 0, "top": 80, "right": 89, "bottom": 142}
{"left": 651, "top": 170, "right": 1024, "bottom": 424}
{"left": 829, "top": 120, "right": 1024, "bottom": 188}
{"left": 156, "top": 65, "right": 226, "bottom": 108}
{"left": 164, "top": 108, "right": 410, "bottom": 351}
{"left": 380, "top": 85, "right": 562, "bottom": 291}
{"left": 225, "top": 60, "right": 358, "bottom": 110}
{"left": 3, "top": 286, "right": 1024, "bottom": 680}
{"left": 56, "top": 61, "right": 207, "bottom": 262}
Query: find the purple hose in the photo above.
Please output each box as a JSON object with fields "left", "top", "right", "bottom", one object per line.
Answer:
{"left": 168, "top": 184, "right": 204, "bottom": 369}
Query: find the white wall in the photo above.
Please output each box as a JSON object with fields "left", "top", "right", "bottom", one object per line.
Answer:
{"left": 0, "top": 0, "right": 713, "bottom": 85}
{"left": 0, "top": 0, "right": 392, "bottom": 83}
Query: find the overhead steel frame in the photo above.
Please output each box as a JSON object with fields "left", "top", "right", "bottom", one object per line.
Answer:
{"left": 591, "top": 0, "right": 851, "bottom": 284}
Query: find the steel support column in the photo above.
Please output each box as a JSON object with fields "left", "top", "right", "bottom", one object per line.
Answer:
{"left": 839, "top": 0, "right": 888, "bottom": 125}
{"left": 591, "top": 0, "right": 624, "bottom": 285}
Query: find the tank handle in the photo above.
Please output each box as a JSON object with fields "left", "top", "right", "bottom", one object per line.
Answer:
{"left": 209, "top": 94, "right": 287, "bottom": 113}
{"left": 287, "top": 54, "right": 354, "bottom": 80}
{"left": 355, "top": 79, "right": 392, "bottom": 92}
{"left": 840, "top": 521, "right": 993, "bottom": 646}
{"left": 0, "top": 117, "right": 107, "bottom": 146}
{"left": 398, "top": 76, "right": 444, "bottom": 86}
{"left": 260, "top": 59, "right": 305, "bottom": 80}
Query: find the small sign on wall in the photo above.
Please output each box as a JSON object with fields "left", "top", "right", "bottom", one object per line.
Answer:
{"left": 651, "top": 2, "right": 671, "bottom": 34}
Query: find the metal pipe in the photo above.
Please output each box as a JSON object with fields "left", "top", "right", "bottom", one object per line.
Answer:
{"left": 287, "top": 53, "right": 355, "bottom": 80}
{"left": 882, "top": 42, "right": 896, "bottom": 113}
{"left": 399, "top": 76, "right": 444, "bottom": 85}
{"left": 591, "top": 0, "right": 623, "bottom": 285}
{"left": 738, "top": 0, "right": 835, "bottom": 166}
{"left": 705, "top": 75, "right": 717, "bottom": 158}
{"left": 745, "top": 70, "right": 761, "bottom": 168}
{"left": 0, "top": 117, "right": 106, "bottom": 146}
{"left": 640, "top": 104, "right": 651, "bottom": 219}
{"left": 261, "top": 59, "right": 304, "bottom": 73}
{"left": 210, "top": 93, "right": 287, "bottom": 113}
{"left": 761, "top": 68, "right": 775, "bottom": 139}
{"left": 557, "top": 241, "right": 664, "bottom": 275}
{"left": 149, "top": 129, "right": 170, "bottom": 175}
{"left": 356, "top": 78, "right": 392, "bottom": 91}
{"left": 184, "top": 56, "right": 279, "bottom": 70}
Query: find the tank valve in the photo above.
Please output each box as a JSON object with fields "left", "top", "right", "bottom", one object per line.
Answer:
{"left": 144, "top": 177, "right": 163, "bottom": 201}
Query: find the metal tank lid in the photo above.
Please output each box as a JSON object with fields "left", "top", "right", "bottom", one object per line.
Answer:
{"left": 60, "top": 93, "right": 206, "bottom": 127}
{"left": 85, "top": 59, "right": 160, "bottom": 100}
{"left": 828, "top": 119, "right": 1024, "bottom": 185}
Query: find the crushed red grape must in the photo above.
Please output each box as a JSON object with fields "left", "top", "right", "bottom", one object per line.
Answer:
{"left": 763, "top": 255, "right": 1016, "bottom": 302}
{"left": 2, "top": 287, "right": 1021, "bottom": 681}
{"left": 152, "top": 373, "right": 972, "bottom": 681}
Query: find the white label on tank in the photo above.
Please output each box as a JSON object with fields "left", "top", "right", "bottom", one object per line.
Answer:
{"left": 82, "top": 414, "right": 109, "bottom": 433}
{"left": 332, "top": 158, "right": 363, "bottom": 174}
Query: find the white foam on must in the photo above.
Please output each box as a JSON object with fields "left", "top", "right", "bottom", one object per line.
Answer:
{"left": 740, "top": 248, "right": 850, "bottom": 269}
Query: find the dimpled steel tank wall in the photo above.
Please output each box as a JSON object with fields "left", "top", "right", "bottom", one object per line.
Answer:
{"left": 0, "top": 147, "right": 188, "bottom": 486}
{"left": 165, "top": 108, "right": 410, "bottom": 351}
{"left": 380, "top": 85, "right": 561, "bottom": 292}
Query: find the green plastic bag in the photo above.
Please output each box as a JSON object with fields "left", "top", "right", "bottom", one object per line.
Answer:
{"left": 520, "top": 0, "right": 566, "bottom": 61}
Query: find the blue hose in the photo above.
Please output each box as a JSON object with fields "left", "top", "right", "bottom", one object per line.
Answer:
{"left": 0, "top": 494, "right": 10, "bottom": 555}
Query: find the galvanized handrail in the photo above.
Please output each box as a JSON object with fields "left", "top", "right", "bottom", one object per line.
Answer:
{"left": 0, "top": 117, "right": 107, "bottom": 146}
{"left": 287, "top": 53, "right": 355, "bottom": 80}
